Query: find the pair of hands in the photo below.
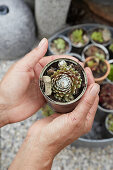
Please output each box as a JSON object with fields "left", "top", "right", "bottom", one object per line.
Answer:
{"left": 0, "top": 38, "right": 100, "bottom": 170}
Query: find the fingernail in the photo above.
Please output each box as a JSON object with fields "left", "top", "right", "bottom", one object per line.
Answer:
{"left": 38, "top": 38, "right": 46, "bottom": 48}
{"left": 90, "top": 83, "right": 100, "bottom": 95}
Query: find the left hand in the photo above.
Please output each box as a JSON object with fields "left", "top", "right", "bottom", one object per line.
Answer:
{"left": 0, "top": 38, "right": 48, "bottom": 127}
{"left": 0, "top": 38, "right": 86, "bottom": 127}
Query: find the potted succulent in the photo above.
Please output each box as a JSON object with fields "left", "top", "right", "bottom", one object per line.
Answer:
{"left": 67, "top": 53, "right": 83, "bottom": 62}
{"left": 105, "top": 113, "right": 113, "bottom": 138}
{"left": 39, "top": 58, "right": 87, "bottom": 113}
{"left": 82, "top": 44, "right": 109, "bottom": 61}
{"left": 90, "top": 27, "right": 112, "bottom": 46}
{"left": 68, "top": 28, "right": 89, "bottom": 53}
{"left": 98, "top": 83, "right": 113, "bottom": 113}
{"left": 107, "top": 60, "right": 113, "bottom": 83}
{"left": 108, "top": 43, "right": 113, "bottom": 59}
{"left": 84, "top": 56, "right": 110, "bottom": 84}
{"left": 48, "top": 35, "right": 72, "bottom": 55}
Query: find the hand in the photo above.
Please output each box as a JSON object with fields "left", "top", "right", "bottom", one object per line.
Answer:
{"left": 0, "top": 38, "right": 48, "bottom": 127}
{"left": 9, "top": 56, "right": 100, "bottom": 170}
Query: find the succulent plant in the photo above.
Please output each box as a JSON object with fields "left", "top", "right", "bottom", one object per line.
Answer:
{"left": 70, "top": 29, "right": 89, "bottom": 47}
{"left": 99, "top": 83, "right": 113, "bottom": 110}
{"left": 40, "top": 58, "right": 87, "bottom": 113}
{"left": 41, "top": 104, "right": 54, "bottom": 117}
{"left": 71, "top": 29, "right": 84, "bottom": 43}
{"left": 84, "top": 46, "right": 106, "bottom": 59}
{"left": 50, "top": 60, "right": 82, "bottom": 102}
{"left": 107, "top": 64, "right": 113, "bottom": 82}
{"left": 91, "top": 29, "right": 111, "bottom": 43}
{"left": 109, "top": 43, "right": 113, "bottom": 52}
{"left": 107, "top": 114, "right": 113, "bottom": 133}
{"left": 53, "top": 38, "right": 66, "bottom": 53}
{"left": 91, "top": 31, "right": 104, "bottom": 43}
{"left": 45, "top": 60, "right": 82, "bottom": 102}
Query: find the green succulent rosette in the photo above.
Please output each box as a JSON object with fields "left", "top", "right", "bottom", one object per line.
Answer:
{"left": 51, "top": 60, "right": 82, "bottom": 102}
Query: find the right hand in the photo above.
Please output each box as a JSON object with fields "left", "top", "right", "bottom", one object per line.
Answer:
{"left": 9, "top": 56, "right": 100, "bottom": 170}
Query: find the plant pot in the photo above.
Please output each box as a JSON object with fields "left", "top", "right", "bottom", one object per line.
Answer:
{"left": 0, "top": 0, "right": 36, "bottom": 60}
{"left": 48, "top": 35, "right": 72, "bottom": 55}
{"left": 82, "top": 44, "right": 109, "bottom": 61}
{"left": 90, "top": 27, "right": 112, "bottom": 46}
{"left": 39, "top": 58, "right": 87, "bottom": 113}
{"left": 68, "top": 27, "right": 90, "bottom": 54}
{"left": 105, "top": 113, "right": 113, "bottom": 138}
{"left": 98, "top": 82, "right": 113, "bottom": 113}
{"left": 106, "top": 59, "right": 113, "bottom": 83}
{"left": 35, "top": 0, "right": 71, "bottom": 39}
{"left": 84, "top": 57, "right": 110, "bottom": 84}
{"left": 67, "top": 53, "right": 83, "bottom": 62}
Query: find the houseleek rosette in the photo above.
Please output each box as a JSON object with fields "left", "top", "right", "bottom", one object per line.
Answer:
{"left": 50, "top": 60, "right": 82, "bottom": 102}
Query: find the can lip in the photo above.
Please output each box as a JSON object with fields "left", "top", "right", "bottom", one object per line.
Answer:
{"left": 67, "top": 53, "right": 83, "bottom": 62}
{"left": 81, "top": 43, "right": 110, "bottom": 61}
{"left": 39, "top": 58, "right": 87, "bottom": 105}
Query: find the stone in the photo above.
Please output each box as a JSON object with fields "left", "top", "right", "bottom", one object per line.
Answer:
{"left": 43, "top": 76, "right": 52, "bottom": 96}
{"left": 35, "top": 0, "right": 71, "bottom": 39}
{"left": 0, "top": 0, "right": 36, "bottom": 60}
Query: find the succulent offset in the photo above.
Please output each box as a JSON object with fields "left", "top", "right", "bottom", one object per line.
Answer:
{"left": 107, "top": 114, "right": 113, "bottom": 133}
{"left": 47, "top": 60, "right": 82, "bottom": 102}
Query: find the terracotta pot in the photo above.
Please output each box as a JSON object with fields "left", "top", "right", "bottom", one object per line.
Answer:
{"left": 84, "top": 57, "right": 110, "bottom": 84}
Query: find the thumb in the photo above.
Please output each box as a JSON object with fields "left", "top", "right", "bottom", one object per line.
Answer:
{"left": 18, "top": 38, "right": 48, "bottom": 69}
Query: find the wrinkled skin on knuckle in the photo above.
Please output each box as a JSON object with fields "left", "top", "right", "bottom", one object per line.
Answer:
{"left": 83, "top": 97, "right": 93, "bottom": 108}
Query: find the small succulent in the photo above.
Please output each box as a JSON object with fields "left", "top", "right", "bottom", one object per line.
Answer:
{"left": 99, "top": 83, "right": 113, "bottom": 110}
{"left": 41, "top": 104, "right": 54, "bottom": 117}
{"left": 109, "top": 43, "right": 113, "bottom": 52}
{"left": 107, "top": 64, "right": 113, "bottom": 82}
{"left": 53, "top": 38, "right": 66, "bottom": 52}
{"left": 91, "top": 29, "right": 111, "bottom": 43}
{"left": 46, "top": 60, "right": 82, "bottom": 102}
{"left": 107, "top": 114, "right": 113, "bottom": 133}
{"left": 91, "top": 31, "right": 104, "bottom": 43}
{"left": 71, "top": 29, "right": 84, "bottom": 44}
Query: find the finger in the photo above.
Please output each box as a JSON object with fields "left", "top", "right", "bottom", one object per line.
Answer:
{"left": 39, "top": 55, "right": 80, "bottom": 68}
{"left": 32, "top": 113, "right": 60, "bottom": 127}
{"left": 18, "top": 38, "right": 48, "bottom": 70}
{"left": 69, "top": 83, "right": 100, "bottom": 122}
{"left": 84, "top": 95, "right": 99, "bottom": 133}
{"left": 85, "top": 67, "right": 95, "bottom": 87}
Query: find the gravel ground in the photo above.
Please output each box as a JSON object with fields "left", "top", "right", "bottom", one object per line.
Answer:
{"left": 0, "top": 60, "right": 113, "bottom": 170}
